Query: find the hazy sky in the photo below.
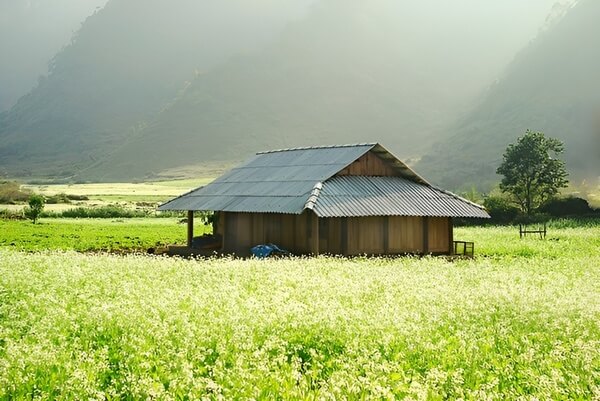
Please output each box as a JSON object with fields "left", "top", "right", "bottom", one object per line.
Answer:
{"left": 0, "top": 0, "right": 108, "bottom": 110}
{"left": 0, "top": 0, "right": 567, "bottom": 112}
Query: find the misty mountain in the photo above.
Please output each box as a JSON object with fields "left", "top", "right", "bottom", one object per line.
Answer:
{"left": 91, "top": 0, "right": 560, "bottom": 181}
{"left": 0, "top": 0, "right": 313, "bottom": 178}
{"left": 0, "top": 0, "right": 107, "bottom": 111}
{"left": 0, "top": 0, "right": 561, "bottom": 181}
{"left": 417, "top": 0, "right": 600, "bottom": 190}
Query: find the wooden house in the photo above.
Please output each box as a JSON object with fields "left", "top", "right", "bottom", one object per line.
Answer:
{"left": 159, "top": 143, "right": 489, "bottom": 256}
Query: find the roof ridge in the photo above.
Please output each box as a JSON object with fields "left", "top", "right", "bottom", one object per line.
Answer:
{"left": 256, "top": 143, "right": 377, "bottom": 155}
{"left": 303, "top": 182, "right": 323, "bottom": 211}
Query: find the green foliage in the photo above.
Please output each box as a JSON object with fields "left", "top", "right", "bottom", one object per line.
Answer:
{"left": 44, "top": 193, "right": 71, "bottom": 204}
{"left": 65, "top": 194, "right": 89, "bottom": 201}
{"left": 540, "top": 196, "right": 597, "bottom": 217}
{"left": 23, "top": 195, "right": 45, "bottom": 224}
{"left": 459, "top": 186, "right": 483, "bottom": 203}
{"left": 0, "top": 181, "right": 31, "bottom": 203}
{"left": 1, "top": 227, "right": 600, "bottom": 399}
{"left": 497, "top": 130, "right": 569, "bottom": 215}
{"left": 0, "top": 209, "right": 24, "bottom": 220}
{"left": 483, "top": 195, "right": 521, "bottom": 223}
{"left": 45, "top": 206, "right": 151, "bottom": 219}
{"left": 0, "top": 218, "right": 209, "bottom": 252}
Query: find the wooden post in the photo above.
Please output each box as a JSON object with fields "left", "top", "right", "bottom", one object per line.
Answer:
{"left": 187, "top": 210, "right": 194, "bottom": 248}
{"left": 448, "top": 217, "right": 454, "bottom": 255}
{"left": 341, "top": 217, "right": 348, "bottom": 256}
{"left": 221, "top": 212, "right": 227, "bottom": 252}
{"left": 383, "top": 216, "right": 389, "bottom": 255}
{"left": 422, "top": 216, "right": 429, "bottom": 254}
{"left": 309, "top": 212, "right": 320, "bottom": 256}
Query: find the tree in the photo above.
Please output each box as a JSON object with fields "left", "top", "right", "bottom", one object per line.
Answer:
{"left": 24, "top": 195, "right": 45, "bottom": 224}
{"left": 497, "top": 130, "right": 568, "bottom": 215}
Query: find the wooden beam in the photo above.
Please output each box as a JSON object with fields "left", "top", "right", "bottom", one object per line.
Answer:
{"left": 448, "top": 217, "right": 454, "bottom": 255}
{"left": 383, "top": 216, "right": 389, "bottom": 254}
{"left": 221, "top": 212, "right": 227, "bottom": 252}
{"left": 341, "top": 217, "right": 348, "bottom": 256}
{"left": 187, "top": 211, "right": 194, "bottom": 248}
{"left": 308, "top": 212, "right": 320, "bottom": 256}
{"left": 422, "top": 216, "right": 429, "bottom": 254}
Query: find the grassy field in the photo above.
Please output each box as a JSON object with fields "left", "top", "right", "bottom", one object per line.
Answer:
{"left": 24, "top": 179, "right": 212, "bottom": 202}
{"left": 0, "top": 218, "right": 211, "bottom": 252}
{"left": 0, "top": 224, "right": 600, "bottom": 399}
{"left": 1, "top": 179, "right": 214, "bottom": 214}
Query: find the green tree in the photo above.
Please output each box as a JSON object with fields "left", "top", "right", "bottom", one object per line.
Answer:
{"left": 24, "top": 195, "right": 45, "bottom": 224}
{"left": 497, "top": 130, "right": 569, "bottom": 215}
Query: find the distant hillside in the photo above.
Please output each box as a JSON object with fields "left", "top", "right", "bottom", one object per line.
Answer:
{"left": 0, "top": 0, "right": 562, "bottom": 182}
{"left": 417, "top": 0, "right": 600, "bottom": 190}
{"left": 91, "top": 0, "right": 559, "bottom": 181}
{"left": 0, "top": 0, "right": 107, "bottom": 111}
{"left": 0, "top": 0, "right": 310, "bottom": 179}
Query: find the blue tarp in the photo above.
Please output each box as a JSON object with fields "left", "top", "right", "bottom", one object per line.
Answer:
{"left": 251, "top": 244, "right": 289, "bottom": 258}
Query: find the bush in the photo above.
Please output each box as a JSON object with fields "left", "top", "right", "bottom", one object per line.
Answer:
{"left": 45, "top": 193, "right": 72, "bottom": 204}
{"left": 43, "top": 206, "right": 151, "bottom": 219}
{"left": 483, "top": 195, "right": 521, "bottom": 223}
{"left": 0, "top": 209, "right": 25, "bottom": 220}
{"left": 66, "top": 194, "right": 89, "bottom": 201}
{"left": 540, "top": 196, "right": 597, "bottom": 217}
{"left": 0, "top": 181, "right": 31, "bottom": 203}
{"left": 23, "top": 195, "right": 45, "bottom": 224}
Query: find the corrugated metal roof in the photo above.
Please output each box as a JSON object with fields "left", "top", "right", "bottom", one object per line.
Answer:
{"left": 158, "top": 143, "right": 489, "bottom": 219}
{"left": 158, "top": 144, "right": 376, "bottom": 213}
{"left": 311, "top": 176, "right": 489, "bottom": 218}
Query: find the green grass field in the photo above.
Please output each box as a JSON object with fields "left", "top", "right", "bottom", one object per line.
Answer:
{"left": 1, "top": 224, "right": 600, "bottom": 399}
{"left": 0, "top": 218, "right": 210, "bottom": 252}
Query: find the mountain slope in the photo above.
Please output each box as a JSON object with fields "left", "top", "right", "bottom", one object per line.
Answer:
{"left": 417, "top": 0, "right": 600, "bottom": 190}
{"left": 0, "top": 0, "right": 107, "bottom": 111}
{"left": 0, "top": 0, "right": 311, "bottom": 178}
{"left": 92, "top": 0, "right": 560, "bottom": 181}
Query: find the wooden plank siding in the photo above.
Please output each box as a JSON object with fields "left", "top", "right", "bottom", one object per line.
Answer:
{"left": 221, "top": 211, "right": 315, "bottom": 256}
{"left": 219, "top": 211, "right": 453, "bottom": 256}
{"left": 428, "top": 217, "right": 450, "bottom": 254}
{"left": 316, "top": 216, "right": 451, "bottom": 256}
{"left": 347, "top": 216, "right": 386, "bottom": 255}
{"left": 388, "top": 216, "right": 424, "bottom": 254}
{"left": 336, "top": 151, "right": 396, "bottom": 177}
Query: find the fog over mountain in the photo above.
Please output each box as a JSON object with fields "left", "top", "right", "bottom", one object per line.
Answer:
{"left": 417, "top": 0, "right": 599, "bottom": 190}
{"left": 0, "top": 0, "right": 576, "bottom": 182}
{"left": 0, "top": 0, "right": 314, "bottom": 177}
{"left": 0, "top": 0, "right": 108, "bottom": 111}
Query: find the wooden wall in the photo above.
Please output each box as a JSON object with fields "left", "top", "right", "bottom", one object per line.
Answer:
{"left": 217, "top": 211, "right": 317, "bottom": 256}
{"left": 336, "top": 151, "right": 396, "bottom": 177}
{"left": 428, "top": 217, "right": 452, "bottom": 254}
{"left": 216, "top": 211, "right": 453, "bottom": 256}
{"left": 319, "top": 215, "right": 451, "bottom": 255}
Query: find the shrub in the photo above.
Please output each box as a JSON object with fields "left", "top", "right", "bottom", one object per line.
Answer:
{"left": 23, "top": 195, "right": 45, "bottom": 224}
{"left": 483, "top": 195, "right": 521, "bottom": 223}
{"left": 0, "top": 209, "right": 25, "bottom": 220}
{"left": 540, "top": 196, "right": 597, "bottom": 217}
{"left": 45, "top": 193, "right": 72, "bottom": 204}
{"left": 66, "top": 194, "right": 89, "bottom": 201}
{"left": 0, "top": 181, "right": 31, "bottom": 203}
{"left": 45, "top": 206, "right": 151, "bottom": 219}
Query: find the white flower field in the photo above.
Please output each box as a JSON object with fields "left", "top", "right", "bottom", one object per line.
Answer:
{"left": 0, "top": 224, "right": 599, "bottom": 400}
